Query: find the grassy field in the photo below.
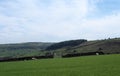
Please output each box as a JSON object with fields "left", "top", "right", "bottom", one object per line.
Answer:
{"left": 0, "top": 54, "right": 120, "bottom": 76}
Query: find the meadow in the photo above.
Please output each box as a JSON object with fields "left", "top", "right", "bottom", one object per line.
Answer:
{"left": 0, "top": 54, "right": 120, "bottom": 76}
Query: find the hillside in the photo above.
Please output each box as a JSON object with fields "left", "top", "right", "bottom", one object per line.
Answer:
{"left": 47, "top": 38, "right": 120, "bottom": 55}
{"left": 73, "top": 38, "right": 120, "bottom": 54}
{"left": 46, "top": 39, "right": 87, "bottom": 50}
{"left": 0, "top": 38, "right": 120, "bottom": 58}
{"left": 0, "top": 42, "right": 53, "bottom": 58}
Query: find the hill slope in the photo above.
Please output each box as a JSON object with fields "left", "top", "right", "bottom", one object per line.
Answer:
{"left": 46, "top": 39, "right": 87, "bottom": 50}
{"left": 0, "top": 42, "right": 53, "bottom": 58}
{"left": 73, "top": 38, "right": 120, "bottom": 54}
{"left": 0, "top": 38, "right": 120, "bottom": 58}
{"left": 48, "top": 38, "right": 120, "bottom": 55}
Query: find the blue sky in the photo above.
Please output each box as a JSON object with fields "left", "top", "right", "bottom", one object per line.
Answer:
{"left": 0, "top": 0, "right": 120, "bottom": 44}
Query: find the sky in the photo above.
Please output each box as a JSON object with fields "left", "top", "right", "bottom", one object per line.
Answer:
{"left": 0, "top": 0, "right": 120, "bottom": 44}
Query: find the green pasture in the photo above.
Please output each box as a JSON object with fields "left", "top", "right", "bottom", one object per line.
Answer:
{"left": 0, "top": 54, "right": 120, "bottom": 76}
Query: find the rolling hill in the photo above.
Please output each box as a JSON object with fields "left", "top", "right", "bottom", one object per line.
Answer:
{"left": 46, "top": 38, "right": 120, "bottom": 55}
{"left": 0, "top": 42, "right": 53, "bottom": 58}
{"left": 0, "top": 38, "right": 120, "bottom": 58}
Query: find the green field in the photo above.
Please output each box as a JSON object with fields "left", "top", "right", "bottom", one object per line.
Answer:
{"left": 0, "top": 54, "right": 120, "bottom": 76}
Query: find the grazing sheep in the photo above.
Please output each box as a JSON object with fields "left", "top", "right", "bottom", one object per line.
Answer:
{"left": 32, "top": 57, "right": 37, "bottom": 60}
{"left": 96, "top": 53, "right": 99, "bottom": 55}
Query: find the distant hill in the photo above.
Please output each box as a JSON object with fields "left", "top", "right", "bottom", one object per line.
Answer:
{"left": 0, "top": 38, "right": 120, "bottom": 58}
{"left": 46, "top": 39, "right": 87, "bottom": 50}
{"left": 0, "top": 42, "right": 53, "bottom": 58}
{"left": 0, "top": 42, "right": 53, "bottom": 50}
{"left": 50, "top": 38, "right": 120, "bottom": 55}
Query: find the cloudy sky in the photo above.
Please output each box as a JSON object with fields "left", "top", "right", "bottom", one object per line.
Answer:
{"left": 0, "top": 0, "right": 120, "bottom": 44}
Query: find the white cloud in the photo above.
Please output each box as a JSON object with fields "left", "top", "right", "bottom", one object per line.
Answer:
{"left": 0, "top": 0, "right": 120, "bottom": 43}
{"left": 78, "top": 12, "right": 120, "bottom": 40}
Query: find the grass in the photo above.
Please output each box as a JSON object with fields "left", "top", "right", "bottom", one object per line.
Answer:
{"left": 0, "top": 54, "right": 120, "bottom": 76}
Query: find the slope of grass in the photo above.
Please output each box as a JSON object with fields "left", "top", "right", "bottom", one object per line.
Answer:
{"left": 0, "top": 38, "right": 120, "bottom": 58}
{"left": 0, "top": 42, "right": 53, "bottom": 58}
{"left": 0, "top": 54, "right": 120, "bottom": 76}
{"left": 63, "top": 38, "right": 120, "bottom": 54}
